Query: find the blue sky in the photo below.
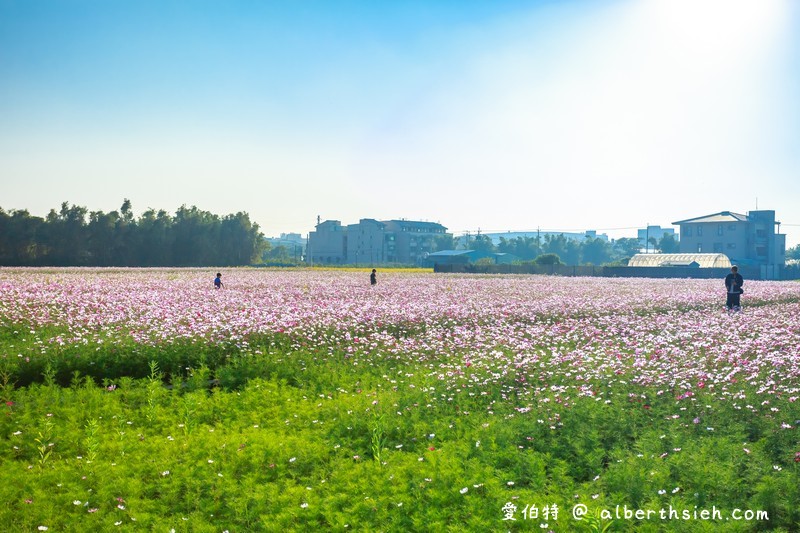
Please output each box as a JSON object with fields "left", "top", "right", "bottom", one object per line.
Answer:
{"left": 1, "top": 0, "right": 799, "bottom": 246}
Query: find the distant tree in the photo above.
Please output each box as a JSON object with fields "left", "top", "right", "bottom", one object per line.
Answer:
{"left": 138, "top": 208, "right": 174, "bottom": 266}
{"left": 433, "top": 234, "right": 456, "bottom": 251}
{"left": 88, "top": 209, "right": 120, "bottom": 266}
{"left": 120, "top": 198, "right": 133, "bottom": 222}
{"left": 0, "top": 209, "right": 45, "bottom": 265}
{"left": 0, "top": 209, "right": 8, "bottom": 262}
{"left": 565, "top": 240, "right": 582, "bottom": 265}
{"left": 0, "top": 201, "right": 266, "bottom": 267}
{"left": 172, "top": 205, "right": 220, "bottom": 266}
{"left": 534, "top": 253, "right": 562, "bottom": 265}
{"left": 498, "top": 236, "right": 541, "bottom": 261}
{"left": 114, "top": 199, "right": 137, "bottom": 265}
{"left": 543, "top": 234, "right": 566, "bottom": 260}
{"left": 265, "top": 244, "right": 304, "bottom": 264}
{"left": 658, "top": 234, "right": 680, "bottom": 253}
{"left": 470, "top": 234, "right": 496, "bottom": 253}
{"left": 219, "top": 212, "right": 266, "bottom": 266}
{"left": 497, "top": 237, "right": 515, "bottom": 256}
{"left": 785, "top": 244, "right": 800, "bottom": 260}
{"left": 582, "top": 237, "right": 613, "bottom": 265}
{"left": 474, "top": 257, "right": 495, "bottom": 266}
{"left": 43, "top": 202, "right": 89, "bottom": 265}
{"left": 613, "top": 238, "right": 642, "bottom": 259}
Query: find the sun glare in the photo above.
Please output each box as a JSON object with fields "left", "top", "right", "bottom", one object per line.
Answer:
{"left": 644, "top": 0, "right": 786, "bottom": 59}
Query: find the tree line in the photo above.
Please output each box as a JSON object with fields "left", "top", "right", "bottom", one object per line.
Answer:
{"left": 433, "top": 232, "right": 681, "bottom": 266}
{"left": 0, "top": 200, "right": 267, "bottom": 267}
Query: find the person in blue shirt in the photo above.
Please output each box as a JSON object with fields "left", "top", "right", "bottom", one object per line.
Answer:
{"left": 214, "top": 272, "right": 224, "bottom": 289}
{"left": 724, "top": 265, "right": 743, "bottom": 310}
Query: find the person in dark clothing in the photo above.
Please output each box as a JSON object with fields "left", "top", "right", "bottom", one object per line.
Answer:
{"left": 724, "top": 265, "right": 743, "bottom": 310}
{"left": 370, "top": 269, "right": 377, "bottom": 286}
{"left": 214, "top": 272, "right": 224, "bottom": 289}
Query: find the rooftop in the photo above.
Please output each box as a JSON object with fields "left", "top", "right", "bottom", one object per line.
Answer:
{"left": 629, "top": 253, "right": 732, "bottom": 268}
{"left": 672, "top": 211, "right": 749, "bottom": 225}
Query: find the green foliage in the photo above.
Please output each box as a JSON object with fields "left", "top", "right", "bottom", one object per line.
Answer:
{"left": 658, "top": 233, "right": 680, "bottom": 253}
{"left": 0, "top": 200, "right": 266, "bottom": 266}
{"left": 2, "top": 323, "right": 800, "bottom": 530}
{"left": 434, "top": 233, "right": 457, "bottom": 252}
{"left": 534, "top": 253, "right": 563, "bottom": 265}
{"left": 582, "top": 238, "right": 613, "bottom": 266}
{"left": 370, "top": 413, "right": 388, "bottom": 464}
{"left": 498, "top": 235, "right": 542, "bottom": 260}
{"left": 474, "top": 257, "right": 496, "bottom": 267}
{"left": 614, "top": 237, "right": 643, "bottom": 258}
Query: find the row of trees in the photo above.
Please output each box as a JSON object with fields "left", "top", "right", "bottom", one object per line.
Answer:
{"left": 0, "top": 201, "right": 267, "bottom": 267}
{"left": 436, "top": 233, "right": 680, "bottom": 266}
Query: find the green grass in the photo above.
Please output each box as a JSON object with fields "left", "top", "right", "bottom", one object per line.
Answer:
{"left": 1, "top": 332, "right": 799, "bottom": 532}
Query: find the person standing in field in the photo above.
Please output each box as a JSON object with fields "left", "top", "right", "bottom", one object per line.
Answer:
{"left": 214, "top": 272, "right": 224, "bottom": 289}
{"left": 724, "top": 265, "right": 743, "bottom": 310}
{"left": 370, "top": 269, "right": 377, "bottom": 286}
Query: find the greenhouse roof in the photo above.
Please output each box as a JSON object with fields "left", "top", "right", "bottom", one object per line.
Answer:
{"left": 628, "top": 253, "right": 732, "bottom": 268}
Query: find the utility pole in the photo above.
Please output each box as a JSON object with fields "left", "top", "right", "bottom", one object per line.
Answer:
{"left": 645, "top": 223, "right": 649, "bottom": 254}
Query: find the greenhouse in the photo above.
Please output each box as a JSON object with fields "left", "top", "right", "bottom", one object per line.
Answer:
{"left": 628, "top": 253, "right": 732, "bottom": 268}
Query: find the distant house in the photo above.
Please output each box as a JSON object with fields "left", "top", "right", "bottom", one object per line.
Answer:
{"left": 346, "top": 219, "right": 387, "bottom": 264}
{"left": 383, "top": 220, "right": 448, "bottom": 265}
{"left": 672, "top": 210, "right": 785, "bottom": 271}
{"left": 308, "top": 220, "right": 346, "bottom": 264}
{"left": 425, "top": 250, "right": 489, "bottom": 267}
{"left": 308, "top": 218, "right": 449, "bottom": 265}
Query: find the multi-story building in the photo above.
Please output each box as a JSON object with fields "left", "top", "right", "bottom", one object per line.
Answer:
{"left": 672, "top": 210, "right": 785, "bottom": 270}
{"left": 308, "top": 220, "right": 346, "bottom": 264}
{"left": 382, "top": 220, "right": 447, "bottom": 265}
{"left": 346, "top": 219, "right": 387, "bottom": 264}
{"left": 308, "top": 218, "right": 448, "bottom": 265}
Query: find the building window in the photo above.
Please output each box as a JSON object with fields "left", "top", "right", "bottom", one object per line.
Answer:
{"left": 728, "top": 224, "right": 736, "bottom": 231}
{"left": 727, "top": 243, "right": 736, "bottom": 249}
{"left": 717, "top": 225, "right": 724, "bottom": 236}
{"left": 713, "top": 243, "right": 723, "bottom": 252}
{"left": 696, "top": 226, "right": 703, "bottom": 237}
{"left": 684, "top": 227, "right": 692, "bottom": 237}
{"left": 697, "top": 243, "right": 703, "bottom": 253}
{"left": 756, "top": 229, "right": 766, "bottom": 238}
{"left": 756, "top": 246, "right": 767, "bottom": 256}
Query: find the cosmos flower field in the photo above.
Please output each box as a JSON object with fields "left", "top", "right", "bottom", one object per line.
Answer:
{"left": 1, "top": 268, "right": 799, "bottom": 532}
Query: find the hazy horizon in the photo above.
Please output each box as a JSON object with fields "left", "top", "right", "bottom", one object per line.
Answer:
{"left": 2, "top": 0, "right": 798, "bottom": 247}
